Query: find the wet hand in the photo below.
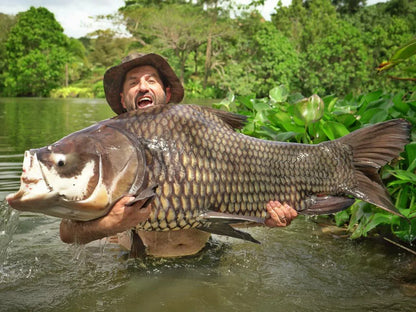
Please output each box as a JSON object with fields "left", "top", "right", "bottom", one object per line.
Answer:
{"left": 265, "top": 201, "right": 298, "bottom": 227}
{"left": 99, "top": 196, "right": 152, "bottom": 233}
{"left": 60, "top": 196, "right": 151, "bottom": 244}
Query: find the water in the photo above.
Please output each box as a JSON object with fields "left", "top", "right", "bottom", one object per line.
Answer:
{"left": 1, "top": 97, "right": 416, "bottom": 311}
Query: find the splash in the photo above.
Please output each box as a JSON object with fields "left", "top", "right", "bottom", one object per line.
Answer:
{"left": 0, "top": 199, "right": 20, "bottom": 262}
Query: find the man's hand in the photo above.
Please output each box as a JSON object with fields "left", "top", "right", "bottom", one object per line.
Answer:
{"left": 97, "top": 196, "right": 152, "bottom": 233}
{"left": 265, "top": 201, "right": 298, "bottom": 227}
{"left": 59, "top": 196, "right": 151, "bottom": 245}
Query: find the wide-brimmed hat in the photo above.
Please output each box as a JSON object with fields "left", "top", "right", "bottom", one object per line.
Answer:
{"left": 103, "top": 53, "right": 184, "bottom": 115}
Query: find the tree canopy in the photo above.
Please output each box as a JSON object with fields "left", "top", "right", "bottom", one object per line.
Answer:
{"left": 0, "top": 0, "right": 415, "bottom": 98}
{"left": 2, "top": 7, "right": 70, "bottom": 96}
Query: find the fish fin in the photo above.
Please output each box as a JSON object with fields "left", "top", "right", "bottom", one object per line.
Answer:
{"left": 336, "top": 119, "right": 411, "bottom": 217}
{"left": 197, "top": 211, "right": 262, "bottom": 244}
{"left": 200, "top": 211, "right": 265, "bottom": 224}
{"left": 130, "top": 230, "right": 147, "bottom": 258}
{"left": 301, "top": 196, "right": 356, "bottom": 215}
{"left": 202, "top": 107, "right": 247, "bottom": 130}
{"left": 125, "top": 184, "right": 158, "bottom": 207}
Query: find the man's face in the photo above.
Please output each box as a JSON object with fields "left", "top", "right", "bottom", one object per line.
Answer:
{"left": 120, "top": 65, "right": 171, "bottom": 111}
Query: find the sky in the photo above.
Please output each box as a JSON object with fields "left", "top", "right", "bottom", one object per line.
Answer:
{"left": 0, "top": 0, "right": 385, "bottom": 38}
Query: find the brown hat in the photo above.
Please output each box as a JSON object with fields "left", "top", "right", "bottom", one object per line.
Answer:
{"left": 103, "top": 53, "right": 184, "bottom": 115}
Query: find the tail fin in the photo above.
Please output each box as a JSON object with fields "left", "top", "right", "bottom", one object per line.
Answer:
{"left": 337, "top": 119, "right": 411, "bottom": 216}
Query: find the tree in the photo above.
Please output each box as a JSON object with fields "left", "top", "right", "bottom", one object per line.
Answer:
{"left": 86, "top": 29, "right": 134, "bottom": 68}
{"left": 0, "top": 13, "right": 16, "bottom": 93}
{"left": 3, "top": 7, "right": 70, "bottom": 97}
{"left": 213, "top": 12, "right": 300, "bottom": 97}
{"left": 271, "top": 0, "right": 338, "bottom": 52}
{"left": 331, "top": 0, "right": 367, "bottom": 14}
{"left": 120, "top": 3, "right": 210, "bottom": 82}
{"left": 271, "top": 0, "right": 307, "bottom": 52}
{"left": 347, "top": 2, "right": 416, "bottom": 92}
{"left": 301, "top": 20, "right": 370, "bottom": 95}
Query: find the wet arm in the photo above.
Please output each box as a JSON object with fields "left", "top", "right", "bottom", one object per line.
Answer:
{"left": 59, "top": 196, "right": 151, "bottom": 244}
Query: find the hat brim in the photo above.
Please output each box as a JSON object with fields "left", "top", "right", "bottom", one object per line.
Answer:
{"left": 104, "top": 53, "right": 184, "bottom": 115}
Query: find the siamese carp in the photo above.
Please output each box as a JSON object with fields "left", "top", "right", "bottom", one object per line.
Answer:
{"left": 6, "top": 105, "right": 411, "bottom": 242}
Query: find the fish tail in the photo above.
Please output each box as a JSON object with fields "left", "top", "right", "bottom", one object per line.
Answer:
{"left": 337, "top": 119, "right": 411, "bottom": 216}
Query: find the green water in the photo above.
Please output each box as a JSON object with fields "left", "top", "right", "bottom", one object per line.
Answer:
{"left": 1, "top": 98, "right": 416, "bottom": 312}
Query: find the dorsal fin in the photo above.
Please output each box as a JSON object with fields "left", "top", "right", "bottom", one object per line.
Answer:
{"left": 202, "top": 107, "right": 248, "bottom": 130}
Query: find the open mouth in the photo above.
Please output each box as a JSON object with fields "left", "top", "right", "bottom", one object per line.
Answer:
{"left": 136, "top": 95, "right": 154, "bottom": 109}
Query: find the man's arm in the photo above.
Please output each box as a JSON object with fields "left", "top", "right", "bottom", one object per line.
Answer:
{"left": 59, "top": 196, "right": 151, "bottom": 244}
{"left": 60, "top": 197, "right": 298, "bottom": 245}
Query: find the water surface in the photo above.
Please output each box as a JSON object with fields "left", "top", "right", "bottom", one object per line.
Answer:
{"left": 1, "top": 98, "right": 416, "bottom": 311}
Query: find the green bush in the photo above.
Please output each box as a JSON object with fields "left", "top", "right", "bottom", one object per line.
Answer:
{"left": 50, "top": 86, "right": 93, "bottom": 98}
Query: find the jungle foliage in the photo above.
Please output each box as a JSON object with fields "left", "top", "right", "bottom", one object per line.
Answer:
{"left": 0, "top": 0, "right": 415, "bottom": 98}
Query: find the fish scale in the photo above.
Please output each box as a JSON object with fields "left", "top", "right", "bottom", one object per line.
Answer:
{"left": 110, "top": 105, "right": 358, "bottom": 232}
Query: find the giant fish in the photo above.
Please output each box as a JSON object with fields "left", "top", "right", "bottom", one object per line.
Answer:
{"left": 6, "top": 104, "right": 411, "bottom": 242}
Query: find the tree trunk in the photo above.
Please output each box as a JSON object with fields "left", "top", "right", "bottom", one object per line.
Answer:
{"left": 65, "top": 63, "right": 69, "bottom": 87}
{"left": 204, "top": 31, "right": 212, "bottom": 89}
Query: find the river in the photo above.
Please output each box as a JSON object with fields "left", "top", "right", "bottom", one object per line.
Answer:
{"left": 0, "top": 97, "right": 416, "bottom": 311}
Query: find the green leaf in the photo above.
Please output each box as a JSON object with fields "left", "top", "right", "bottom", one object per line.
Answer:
{"left": 274, "top": 131, "right": 298, "bottom": 141}
{"left": 363, "top": 213, "right": 393, "bottom": 234}
{"left": 390, "top": 38, "right": 416, "bottom": 64}
{"left": 269, "top": 85, "right": 289, "bottom": 103}
{"left": 392, "top": 217, "right": 416, "bottom": 243}
{"left": 252, "top": 99, "right": 270, "bottom": 112}
{"left": 360, "top": 108, "right": 389, "bottom": 124}
{"left": 322, "top": 95, "right": 337, "bottom": 113}
{"left": 215, "top": 93, "right": 235, "bottom": 111}
{"left": 270, "top": 111, "right": 304, "bottom": 133}
{"left": 392, "top": 93, "right": 410, "bottom": 114}
{"left": 389, "top": 170, "right": 416, "bottom": 183}
{"left": 377, "top": 38, "right": 416, "bottom": 72}
{"left": 335, "top": 210, "right": 350, "bottom": 227}
{"left": 238, "top": 95, "right": 254, "bottom": 110}
{"left": 395, "top": 186, "right": 410, "bottom": 209}
{"left": 293, "top": 94, "right": 325, "bottom": 125}
{"left": 360, "top": 91, "right": 384, "bottom": 105}
{"left": 406, "top": 143, "right": 416, "bottom": 172}
{"left": 319, "top": 121, "right": 350, "bottom": 140}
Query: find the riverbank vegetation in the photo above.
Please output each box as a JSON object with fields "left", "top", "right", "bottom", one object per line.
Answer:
{"left": 0, "top": 0, "right": 415, "bottom": 247}
{"left": 0, "top": 0, "right": 415, "bottom": 99}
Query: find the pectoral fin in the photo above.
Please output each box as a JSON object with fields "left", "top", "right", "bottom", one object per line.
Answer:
{"left": 197, "top": 211, "right": 263, "bottom": 244}
{"left": 130, "top": 230, "right": 147, "bottom": 258}
{"left": 301, "top": 196, "right": 355, "bottom": 215}
{"left": 125, "top": 184, "right": 158, "bottom": 208}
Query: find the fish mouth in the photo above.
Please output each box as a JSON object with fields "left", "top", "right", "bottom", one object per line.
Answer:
{"left": 6, "top": 149, "right": 110, "bottom": 221}
{"left": 6, "top": 150, "right": 56, "bottom": 210}
{"left": 135, "top": 93, "right": 154, "bottom": 109}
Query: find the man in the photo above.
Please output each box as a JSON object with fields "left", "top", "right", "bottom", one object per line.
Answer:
{"left": 60, "top": 53, "right": 298, "bottom": 257}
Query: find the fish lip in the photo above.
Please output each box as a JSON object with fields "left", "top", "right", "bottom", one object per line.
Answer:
{"left": 6, "top": 150, "right": 55, "bottom": 210}
{"left": 135, "top": 93, "right": 154, "bottom": 109}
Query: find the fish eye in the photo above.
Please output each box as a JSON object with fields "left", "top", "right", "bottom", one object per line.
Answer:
{"left": 53, "top": 154, "right": 67, "bottom": 168}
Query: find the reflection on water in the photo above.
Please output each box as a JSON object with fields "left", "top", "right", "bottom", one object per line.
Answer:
{"left": 0, "top": 98, "right": 416, "bottom": 311}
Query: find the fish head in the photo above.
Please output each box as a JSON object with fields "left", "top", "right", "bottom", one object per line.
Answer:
{"left": 7, "top": 124, "right": 145, "bottom": 221}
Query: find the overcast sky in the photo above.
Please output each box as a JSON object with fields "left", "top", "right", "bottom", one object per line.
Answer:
{"left": 0, "top": 0, "right": 385, "bottom": 38}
